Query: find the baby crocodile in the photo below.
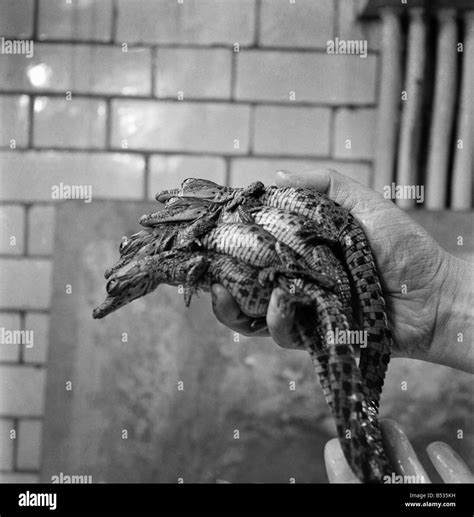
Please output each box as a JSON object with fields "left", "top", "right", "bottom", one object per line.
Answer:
{"left": 93, "top": 248, "right": 391, "bottom": 482}
{"left": 156, "top": 179, "right": 391, "bottom": 417}
{"left": 142, "top": 196, "right": 353, "bottom": 325}
{"left": 94, "top": 178, "right": 394, "bottom": 482}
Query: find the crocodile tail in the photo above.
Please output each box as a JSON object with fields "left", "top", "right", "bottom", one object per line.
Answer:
{"left": 338, "top": 215, "right": 392, "bottom": 415}
{"left": 294, "top": 307, "right": 333, "bottom": 410}
{"left": 312, "top": 289, "right": 392, "bottom": 482}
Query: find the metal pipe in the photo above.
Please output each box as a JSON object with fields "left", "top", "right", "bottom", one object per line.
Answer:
{"left": 425, "top": 9, "right": 458, "bottom": 209}
{"left": 373, "top": 8, "right": 403, "bottom": 195}
{"left": 451, "top": 11, "right": 474, "bottom": 209}
{"left": 396, "top": 8, "right": 427, "bottom": 209}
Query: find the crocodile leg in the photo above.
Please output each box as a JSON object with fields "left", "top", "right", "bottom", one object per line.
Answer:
{"left": 226, "top": 181, "right": 266, "bottom": 211}
{"left": 258, "top": 241, "right": 337, "bottom": 290}
{"left": 183, "top": 255, "right": 210, "bottom": 307}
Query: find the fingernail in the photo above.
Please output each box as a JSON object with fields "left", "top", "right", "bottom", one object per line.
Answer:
{"left": 427, "top": 442, "right": 473, "bottom": 483}
{"left": 324, "top": 439, "right": 360, "bottom": 483}
{"left": 381, "top": 420, "right": 430, "bottom": 482}
{"left": 276, "top": 292, "right": 294, "bottom": 318}
{"left": 427, "top": 442, "right": 456, "bottom": 470}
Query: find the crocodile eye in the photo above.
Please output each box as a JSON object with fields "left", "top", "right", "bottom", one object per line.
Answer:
{"left": 106, "top": 279, "right": 118, "bottom": 295}
{"left": 119, "top": 236, "right": 129, "bottom": 252}
{"left": 182, "top": 178, "right": 196, "bottom": 187}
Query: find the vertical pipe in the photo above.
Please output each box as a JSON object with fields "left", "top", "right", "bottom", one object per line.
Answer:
{"left": 451, "top": 11, "right": 474, "bottom": 210}
{"left": 373, "top": 8, "right": 403, "bottom": 194}
{"left": 396, "top": 8, "right": 427, "bottom": 209}
{"left": 425, "top": 9, "right": 458, "bottom": 209}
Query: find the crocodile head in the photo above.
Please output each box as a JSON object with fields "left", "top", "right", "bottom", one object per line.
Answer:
{"left": 140, "top": 197, "right": 217, "bottom": 226}
{"left": 93, "top": 258, "right": 160, "bottom": 319}
{"left": 93, "top": 251, "right": 208, "bottom": 319}
{"left": 105, "top": 224, "right": 185, "bottom": 279}
{"left": 155, "top": 178, "right": 231, "bottom": 203}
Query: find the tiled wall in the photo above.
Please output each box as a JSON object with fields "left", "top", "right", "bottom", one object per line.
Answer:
{"left": 0, "top": 0, "right": 379, "bottom": 481}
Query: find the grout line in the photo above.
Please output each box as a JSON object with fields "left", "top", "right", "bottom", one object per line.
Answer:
{"left": 329, "top": 108, "right": 336, "bottom": 158}
{"left": 374, "top": 44, "right": 381, "bottom": 106}
{"left": 104, "top": 98, "right": 112, "bottom": 150}
{"left": 143, "top": 155, "right": 150, "bottom": 200}
{"left": 0, "top": 362, "right": 46, "bottom": 368}
{"left": 32, "top": 0, "right": 39, "bottom": 41}
{"left": 247, "top": 103, "right": 255, "bottom": 155}
{"left": 224, "top": 157, "right": 231, "bottom": 186}
{"left": 16, "top": 310, "right": 25, "bottom": 365}
{"left": 0, "top": 308, "right": 50, "bottom": 315}
{"left": 0, "top": 90, "right": 378, "bottom": 109}
{"left": 18, "top": 309, "right": 26, "bottom": 365}
{"left": 369, "top": 160, "right": 375, "bottom": 190}
{"left": 0, "top": 254, "right": 52, "bottom": 260}
{"left": 27, "top": 95, "right": 35, "bottom": 149}
{"left": 334, "top": 0, "right": 339, "bottom": 38}
{"left": 0, "top": 146, "right": 374, "bottom": 163}
{"left": 151, "top": 47, "right": 157, "bottom": 97}
{"left": 12, "top": 417, "right": 19, "bottom": 472}
{"left": 110, "top": 0, "right": 118, "bottom": 43}
{"left": 230, "top": 46, "right": 237, "bottom": 100}
{"left": 0, "top": 415, "right": 44, "bottom": 421}
{"left": 254, "top": 0, "right": 261, "bottom": 47}
{"left": 1, "top": 37, "right": 380, "bottom": 55}
{"left": 23, "top": 203, "right": 30, "bottom": 256}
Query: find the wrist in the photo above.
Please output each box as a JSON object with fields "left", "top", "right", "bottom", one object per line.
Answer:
{"left": 426, "top": 254, "right": 473, "bottom": 372}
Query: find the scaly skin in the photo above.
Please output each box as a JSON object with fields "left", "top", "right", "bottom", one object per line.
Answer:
{"left": 140, "top": 199, "right": 340, "bottom": 291}
{"left": 250, "top": 184, "right": 391, "bottom": 417}
{"left": 142, "top": 196, "right": 352, "bottom": 319}
{"left": 140, "top": 198, "right": 357, "bottom": 412}
{"left": 100, "top": 225, "right": 338, "bottom": 409}
{"left": 104, "top": 224, "right": 187, "bottom": 279}
{"left": 156, "top": 179, "right": 391, "bottom": 416}
{"left": 93, "top": 251, "right": 209, "bottom": 319}
{"left": 93, "top": 248, "right": 392, "bottom": 482}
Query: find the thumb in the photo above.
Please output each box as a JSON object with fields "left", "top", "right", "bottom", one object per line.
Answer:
{"left": 275, "top": 168, "right": 390, "bottom": 214}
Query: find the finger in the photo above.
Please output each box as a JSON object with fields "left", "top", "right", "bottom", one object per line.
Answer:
{"left": 426, "top": 441, "right": 474, "bottom": 483}
{"left": 324, "top": 438, "right": 361, "bottom": 483}
{"left": 211, "top": 284, "right": 269, "bottom": 337}
{"left": 266, "top": 288, "right": 301, "bottom": 350}
{"left": 275, "top": 168, "right": 389, "bottom": 214}
{"left": 380, "top": 419, "right": 431, "bottom": 483}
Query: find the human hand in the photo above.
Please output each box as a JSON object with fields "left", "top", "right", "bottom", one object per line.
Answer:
{"left": 211, "top": 168, "right": 473, "bottom": 372}
{"left": 325, "top": 419, "right": 474, "bottom": 483}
